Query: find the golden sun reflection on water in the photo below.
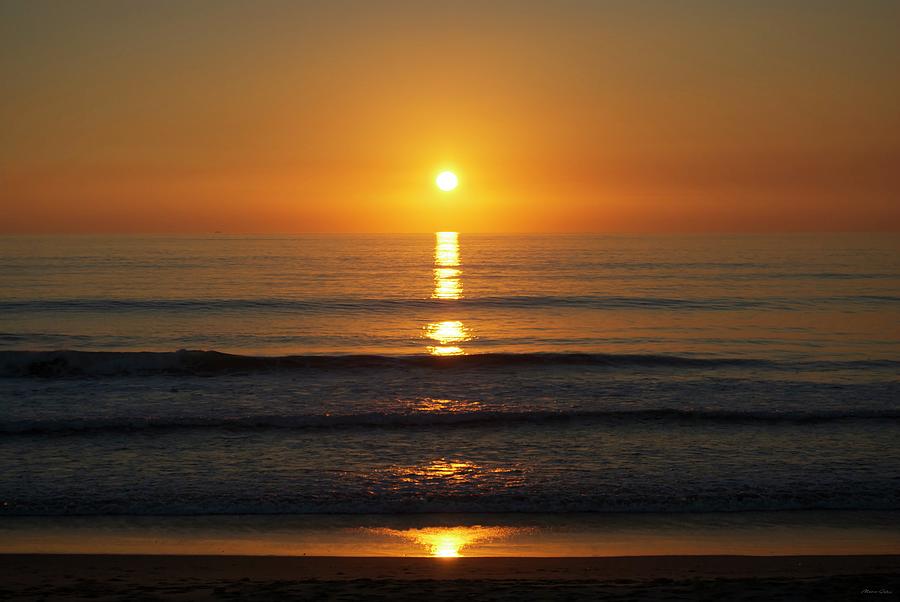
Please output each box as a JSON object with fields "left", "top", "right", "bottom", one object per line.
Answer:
{"left": 427, "top": 232, "right": 471, "bottom": 354}
{"left": 410, "top": 398, "right": 482, "bottom": 412}
{"left": 434, "top": 231, "right": 460, "bottom": 267}
{"left": 387, "top": 458, "right": 526, "bottom": 488}
{"left": 367, "top": 526, "right": 525, "bottom": 557}
{"left": 424, "top": 320, "right": 470, "bottom": 356}
{"left": 432, "top": 232, "right": 462, "bottom": 300}
{"left": 397, "top": 459, "right": 481, "bottom": 482}
{"left": 425, "top": 320, "right": 468, "bottom": 343}
{"left": 432, "top": 277, "right": 462, "bottom": 301}
{"left": 429, "top": 345, "right": 464, "bottom": 356}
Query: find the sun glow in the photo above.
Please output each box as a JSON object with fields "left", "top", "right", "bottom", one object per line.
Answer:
{"left": 435, "top": 171, "right": 458, "bottom": 191}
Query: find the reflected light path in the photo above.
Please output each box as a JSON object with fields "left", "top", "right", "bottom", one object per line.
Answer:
{"left": 394, "top": 459, "right": 483, "bottom": 484}
{"left": 368, "top": 526, "right": 525, "bottom": 557}
{"left": 434, "top": 231, "right": 460, "bottom": 268}
{"left": 427, "top": 232, "right": 471, "bottom": 354}
{"left": 409, "top": 398, "right": 482, "bottom": 413}
{"left": 432, "top": 269, "right": 462, "bottom": 300}
{"left": 432, "top": 232, "right": 462, "bottom": 300}
{"left": 429, "top": 345, "right": 464, "bottom": 356}
{"left": 384, "top": 459, "right": 527, "bottom": 491}
{"left": 424, "top": 320, "right": 470, "bottom": 356}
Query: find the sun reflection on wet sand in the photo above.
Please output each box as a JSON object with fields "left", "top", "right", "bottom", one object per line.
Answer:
{"left": 367, "top": 526, "right": 526, "bottom": 557}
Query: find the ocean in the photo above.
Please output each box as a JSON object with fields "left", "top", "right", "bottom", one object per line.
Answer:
{"left": 0, "top": 233, "right": 898, "bottom": 544}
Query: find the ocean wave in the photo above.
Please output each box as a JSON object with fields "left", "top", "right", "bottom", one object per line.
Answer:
{"left": 2, "top": 349, "right": 895, "bottom": 378}
{"left": 3, "top": 349, "right": 897, "bottom": 378}
{"left": 4, "top": 294, "right": 896, "bottom": 313}
{"left": 3, "top": 408, "right": 898, "bottom": 435}
{"left": 0, "top": 349, "right": 775, "bottom": 377}
{"left": 3, "top": 488, "right": 898, "bottom": 516}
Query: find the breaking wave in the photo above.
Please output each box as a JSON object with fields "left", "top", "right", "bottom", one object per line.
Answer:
{"left": 4, "top": 408, "right": 898, "bottom": 435}
{"left": 3, "top": 349, "right": 896, "bottom": 378}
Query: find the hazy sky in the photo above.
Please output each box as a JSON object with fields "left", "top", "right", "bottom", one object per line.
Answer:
{"left": 1, "top": 0, "right": 898, "bottom": 232}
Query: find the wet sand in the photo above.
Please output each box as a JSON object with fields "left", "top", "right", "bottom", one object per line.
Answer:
{"left": 4, "top": 511, "right": 900, "bottom": 557}
{"left": 1, "top": 554, "right": 898, "bottom": 600}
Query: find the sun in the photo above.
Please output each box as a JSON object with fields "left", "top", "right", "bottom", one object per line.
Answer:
{"left": 436, "top": 171, "right": 458, "bottom": 191}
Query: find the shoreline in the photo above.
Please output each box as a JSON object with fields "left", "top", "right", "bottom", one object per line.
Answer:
{"left": 2, "top": 554, "right": 897, "bottom": 600}
{"left": 3, "top": 553, "right": 899, "bottom": 579}
{"left": 2, "top": 510, "right": 899, "bottom": 557}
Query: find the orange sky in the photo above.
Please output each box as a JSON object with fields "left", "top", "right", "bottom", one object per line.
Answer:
{"left": 1, "top": 1, "right": 898, "bottom": 233}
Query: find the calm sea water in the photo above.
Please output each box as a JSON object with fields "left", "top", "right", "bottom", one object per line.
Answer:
{"left": 0, "top": 233, "right": 898, "bottom": 516}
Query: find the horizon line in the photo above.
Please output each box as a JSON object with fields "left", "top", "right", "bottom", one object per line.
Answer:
{"left": 1, "top": 230, "right": 898, "bottom": 237}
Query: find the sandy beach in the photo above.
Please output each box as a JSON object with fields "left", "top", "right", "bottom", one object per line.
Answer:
{"left": 1, "top": 554, "right": 898, "bottom": 600}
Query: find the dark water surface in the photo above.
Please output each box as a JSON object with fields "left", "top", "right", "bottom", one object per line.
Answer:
{"left": 1, "top": 234, "right": 898, "bottom": 518}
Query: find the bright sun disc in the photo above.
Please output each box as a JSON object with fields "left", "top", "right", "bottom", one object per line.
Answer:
{"left": 436, "top": 171, "right": 458, "bottom": 191}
